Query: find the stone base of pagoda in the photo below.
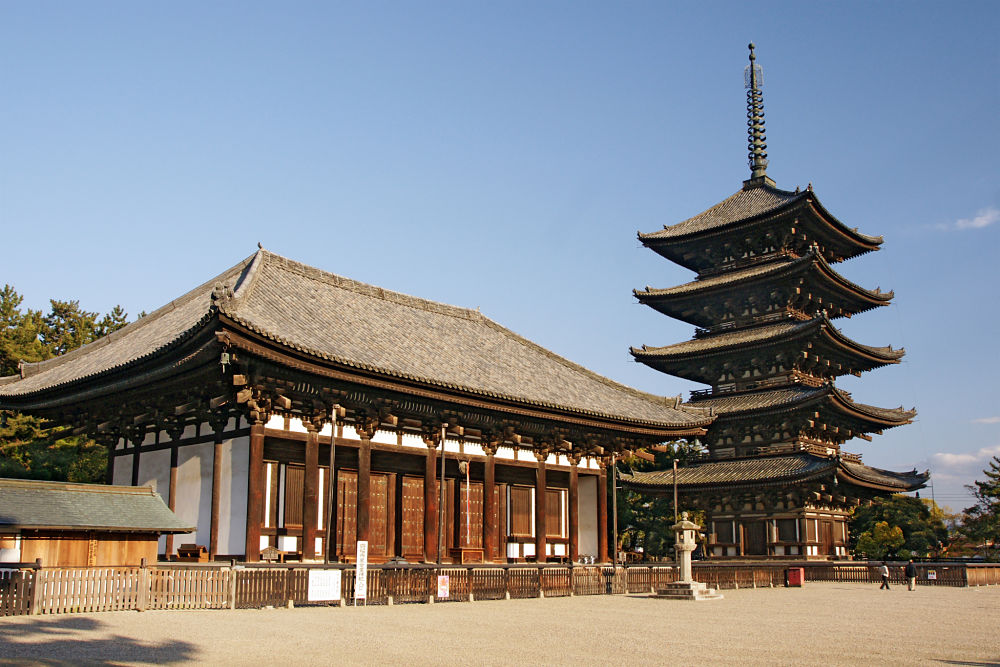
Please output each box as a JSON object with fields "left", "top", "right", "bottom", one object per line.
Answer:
{"left": 654, "top": 581, "right": 723, "bottom": 601}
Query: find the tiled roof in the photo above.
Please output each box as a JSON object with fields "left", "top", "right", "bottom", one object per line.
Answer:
{"left": 620, "top": 455, "right": 834, "bottom": 488}
{"left": 1, "top": 258, "right": 254, "bottom": 396}
{"left": 840, "top": 460, "right": 929, "bottom": 490}
{"left": 1, "top": 251, "right": 711, "bottom": 429}
{"left": 0, "top": 478, "right": 192, "bottom": 532}
{"left": 620, "top": 454, "right": 928, "bottom": 492}
{"left": 631, "top": 316, "right": 904, "bottom": 361}
{"left": 638, "top": 183, "right": 883, "bottom": 246}
{"left": 640, "top": 184, "right": 804, "bottom": 240}
{"left": 636, "top": 250, "right": 893, "bottom": 303}
{"left": 690, "top": 385, "right": 916, "bottom": 424}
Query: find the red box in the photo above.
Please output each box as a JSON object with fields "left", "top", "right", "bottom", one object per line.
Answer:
{"left": 786, "top": 567, "right": 804, "bottom": 587}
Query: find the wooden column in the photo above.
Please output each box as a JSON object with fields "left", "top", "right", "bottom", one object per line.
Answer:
{"left": 302, "top": 423, "right": 320, "bottom": 560}
{"left": 245, "top": 421, "right": 266, "bottom": 562}
{"left": 210, "top": 423, "right": 225, "bottom": 559}
{"left": 597, "top": 463, "right": 609, "bottom": 563}
{"left": 130, "top": 429, "right": 143, "bottom": 486}
{"left": 569, "top": 455, "right": 580, "bottom": 563}
{"left": 355, "top": 422, "right": 376, "bottom": 546}
{"left": 534, "top": 451, "right": 547, "bottom": 563}
{"left": 423, "top": 439, "right": 439, "bottom": 562}
{"left": 104, "top": 437, "right": 117, "bottom": 485}
{"left": 482, "top": 444, "right": 497, "bottom": 563}
{"left": 165, "top": 443, "right": 179, "bottom": 558}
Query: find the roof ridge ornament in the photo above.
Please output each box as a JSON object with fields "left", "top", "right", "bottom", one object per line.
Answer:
{"left": 743, "top": 43, "right": 775, "bottom": 189}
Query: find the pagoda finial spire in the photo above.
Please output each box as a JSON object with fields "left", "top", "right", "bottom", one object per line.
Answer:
{"left": 744, "top": 43, "right": 771, "bottom": 186}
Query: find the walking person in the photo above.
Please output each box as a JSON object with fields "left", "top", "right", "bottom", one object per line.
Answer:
{"left": 879, "top": 561, "right": 890, "bottom": 590}
{"left": 905, "top": 559, "right": 918, "bottom": 591}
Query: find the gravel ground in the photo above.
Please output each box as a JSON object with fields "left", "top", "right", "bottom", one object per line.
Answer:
{"left": 1, "top": 583, "right": 998, "bottom": 666}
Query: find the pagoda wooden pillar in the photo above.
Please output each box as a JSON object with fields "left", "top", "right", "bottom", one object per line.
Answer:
{"left": 534, "top": 451, "right": 547, "bottom": 562}
{"left": 482, "top": 444, "right": 497, "bottom": 562}
{"left": 597, "top": 463, "right": 609, "bottom": 563}
{"left": 302, "top": 423, "right": 320, "bottom": 559}
{"left": 245, "top": 421, "right": 266, "bottom": 562}
{"left": 423, "top": 438, "right": 439, "bottom": 562}
{"left": 569, "top": 455, "right": 580, "bottom": 563}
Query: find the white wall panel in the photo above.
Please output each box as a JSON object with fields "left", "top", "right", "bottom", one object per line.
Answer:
{"left": 220, "top": 436, "right": 249, "bottom": 555}
{"left": 578, "top": 475, "right": 598, "bottom": 560}
{"left": 174, "top": 442, "right": 213, "bottom": 549}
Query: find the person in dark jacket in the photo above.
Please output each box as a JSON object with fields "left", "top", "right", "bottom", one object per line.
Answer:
{"left": 905, "top": 559, "right": 918, "bottom": 591}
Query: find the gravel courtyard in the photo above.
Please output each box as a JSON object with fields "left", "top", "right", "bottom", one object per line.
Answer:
{"left": 1, "top": 583, "right": 998, "bottom": 666}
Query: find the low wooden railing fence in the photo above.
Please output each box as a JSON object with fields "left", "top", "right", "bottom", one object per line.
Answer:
{"left": 2, "top": 561, "right": 997, "bottom": 617}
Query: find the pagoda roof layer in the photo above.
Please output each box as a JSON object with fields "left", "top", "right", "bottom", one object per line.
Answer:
{"left": 0, "top": 250, "right": 711, "bottom": 431}
{"left": 631, "top": 315, "right": 904, "bottom": 370}
{"left": 619, "top": 453, "right": 928, "bottom": 493}
{"left": 634, "top": 249, "right": 893, "bottom": 327}
{"left": 639, "top": 183, "right": 882, "bottom": 246}
{"left": 689, "top": 384, "right": 916, "bottom": 426}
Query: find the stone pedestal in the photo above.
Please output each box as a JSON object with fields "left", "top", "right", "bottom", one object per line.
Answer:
{"left": 654, "top": 512, "right": 722, "bottom": 601}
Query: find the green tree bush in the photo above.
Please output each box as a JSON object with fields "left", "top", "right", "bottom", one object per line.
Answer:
{"left": 849, "top": 494, "right": 949, "bottom": 559}
{"left": 0, "top": 284, "right": 129, "bottom": 482}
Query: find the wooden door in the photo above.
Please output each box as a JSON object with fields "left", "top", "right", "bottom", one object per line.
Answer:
{"left": 370, "top": 473, "right": 389, "bottom": 557}
{"left": 336, "top": 470, "right": 357, "bottom": 559}
{"left": 400, "top": 475, "right": 424, "bottom": 559}
{"left": 458, "top": 481, "right": 484, "bottom": 548}
{"left": 545, "top": 489, "right": 564, "bottom": 538}
{"left": 821, "top": 521, "right": 834, "bottom": 555}
{"left": 510, "top": 486, "right": 532, "bottom": 538}
{"left": 742, "top": 520, "right": 767, "bottom": 556}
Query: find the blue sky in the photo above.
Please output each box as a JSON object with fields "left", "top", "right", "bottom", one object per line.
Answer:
{"left": 2, "top": 2, "right": 997, "bottom": 511}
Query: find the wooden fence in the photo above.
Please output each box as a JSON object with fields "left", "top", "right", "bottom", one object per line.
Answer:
{"left": 2, "top": 561, "right": 998, "bottom": 617}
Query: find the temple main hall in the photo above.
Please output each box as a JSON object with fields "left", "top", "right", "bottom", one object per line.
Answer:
{"left": 620, "top": 45, "right": 928, "bottom": 559}
{"left": 0, "top": 249, "right": 712, "bottom": 563}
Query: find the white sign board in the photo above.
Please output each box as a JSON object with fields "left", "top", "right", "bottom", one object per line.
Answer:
{"left": 307, "top": 569, "right": 342, "bottom": 602}
{"left": 437, "top": 574, "right": 450, "bottom": 599}
{"left": 927, "top": 570, "right": 937, "bottom": 580}
{"left": 354, "top": 541, "right": 369, "bottom": 600}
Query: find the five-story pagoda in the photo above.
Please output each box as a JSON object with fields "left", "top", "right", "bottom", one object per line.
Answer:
{"left": 620, "top": 45, "right": 928, "bottom": 559}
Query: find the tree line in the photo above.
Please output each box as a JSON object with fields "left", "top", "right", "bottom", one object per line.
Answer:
{"left": 0, "top": 284, "right": 132, "bottom": 481}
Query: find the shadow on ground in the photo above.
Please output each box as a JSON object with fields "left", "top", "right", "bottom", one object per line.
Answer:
{"left": 0, "top": 615, "right": 197, "bottom": 665}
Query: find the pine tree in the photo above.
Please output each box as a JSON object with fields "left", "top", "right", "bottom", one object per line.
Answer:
{"left": 0, "top": 285, "right": 130, "bottom": 482}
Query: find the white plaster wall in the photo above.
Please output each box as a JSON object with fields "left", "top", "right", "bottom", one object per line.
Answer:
{"left": 400, "top": 433, "right": 425, "bottom": 449}
{"left": 174, "top": 442, "right": 213, "bottom": 549}
{"left": 138, "top": 448, "right": 172, "bottom": 555}
{"left": 219, "top": 435, "right": 249, "bottom": 556}
{"left": 578, "top": 475, "right": 598, "bottom": 560}
{"left": 372, "top": 429, "right": 395, "bottom": 445}
{"left": 112, "top": 453, "right": 131, "bottom": 486}
{"left": 494, "top": 446, "right": 516, "bottom": 461}
{"left": 266, "top": 414, "right": 284, "bottom": 430}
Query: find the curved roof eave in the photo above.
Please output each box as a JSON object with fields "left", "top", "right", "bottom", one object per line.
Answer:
{"left": 221, "top": 314, "right": 712, "bottom": 433}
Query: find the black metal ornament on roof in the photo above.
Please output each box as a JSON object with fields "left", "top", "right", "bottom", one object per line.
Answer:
{"left": 745, "top": 43, "right": 768, "bottom": 179}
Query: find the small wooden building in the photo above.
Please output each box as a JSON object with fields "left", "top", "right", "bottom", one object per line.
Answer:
{"left": 0, "top": 478, "right": 192, "bottom": 566}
